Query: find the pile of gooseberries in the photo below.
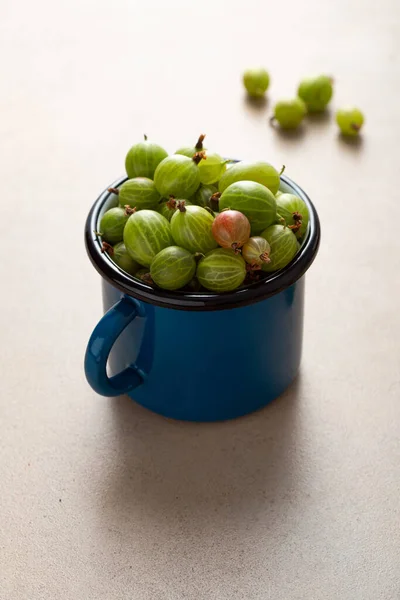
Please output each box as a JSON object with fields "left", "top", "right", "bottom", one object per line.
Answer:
{"left": 243, "top": 68, "right": 364, "bottom": 136}
{"left": 96, "top": 135, "right": 310, "bottom": 293}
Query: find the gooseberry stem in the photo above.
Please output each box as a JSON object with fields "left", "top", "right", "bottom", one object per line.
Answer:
{"left": 144, "top": 134, "right": 148, "bottom": 141}
{"left": 246, "top": 263, "right": 261, "bottom": 272}
{"left": 195, "top": 134, "right": 206, "bottom": 150}
{"left": 141, "top": 273, "right": 153, "bottom": 285}
{"left": 101, "top": 241, "right": 114, "bottom": 255}
{"left": 108, "top": 187, "right": 120, "bottom": 195}
{"left": 279, "top": 165, "right": 286, "bottom": 175}
{"left": 166, "top": 196, "right": 177, "bottom": 210}
{"left": 124, "top": 205, "right": 136, "bottom": 216}
{"left": 231, "top": 243, "right": 242, "bottom": 254}
{"left": 177, "top": 200, "right": 187, "bottom": 212}
{"left": 210, "top": 192, "right": 221, "bottom": 206}
{"left": 192, "top": 151, "right": 206, "bottom": 165}
{"left": 260, "top": 252, "right": 271, "bottom": 263}
{"left": 287, "top": 211, "right": 302, "bottom": 233}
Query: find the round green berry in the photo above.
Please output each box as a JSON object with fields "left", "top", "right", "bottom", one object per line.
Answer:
{"left": 99, "top": 207, "right": 129, "bottom": 244}
{"left": 111, "top": 242, "right": 140, "bottom": 276}
{"left": 118, "top": 177, "right": 160, "bottom": 210}
{"left": 170, "top": 204, "right": 217, "bottom": 254}
{"left": 218, "top": 180, "right": 277, "bottom": 235}
{"left": 260, "top": 224, "right": 298, "bottom": 272}
{"left": 123, "top": 210, "right": 174, "bottom": 267}
{"left": 198, "top": 152, "right": 227, "bottom": 185}
{"left": 336, "top": 107, "right": 364, "bottom": 136}
{"left": 150, "top": 246, "right": 196, "bottom": 291}
{"left": 298, "top": 75, "right": 333, "bottom": 112}
{"left": 197, "top": 248, "right": 246, "bottom": 292}
{"left": 272, "top": 98, "right": 307, "bottom": 129}
{"left": 276, "top": 193, "right": 309, "bottom": 239}
{"left": 154, "top": 154, "right": 201, "bottom": 198}
{"left": 191, "top": 184, "right": 218, "bottom": 208}
{"left": 218, "top": 161, "right": 280, "bottom": 195}
{"left": 243, "top": 68, "right": 270, "bottom": 98}
{"left": 125, "top": 136, "right": 168, "bottom": 179}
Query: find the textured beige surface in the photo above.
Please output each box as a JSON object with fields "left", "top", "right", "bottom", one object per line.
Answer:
{"left": 1, "top": 0, "right": 400, "bottom": 598}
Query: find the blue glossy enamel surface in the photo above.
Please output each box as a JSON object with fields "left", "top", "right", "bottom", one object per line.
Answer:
{"left": 85, "top": 278, "right": 305, "bottom": 421}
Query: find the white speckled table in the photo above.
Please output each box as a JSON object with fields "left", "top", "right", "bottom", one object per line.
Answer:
{"left": 1, "top": 1, "right": 400, "bottom": 598}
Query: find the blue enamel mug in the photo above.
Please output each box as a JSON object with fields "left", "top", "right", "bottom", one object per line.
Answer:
{"left": 84, "top": 174, "right": 320, "bottom": 422}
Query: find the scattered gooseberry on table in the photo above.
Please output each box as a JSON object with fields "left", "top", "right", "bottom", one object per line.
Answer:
{"left": 243, "top": 68, "right": 270, "bottom": 98}
{"left": 297, "top": 75, "right": 333, "bottom": 112}
{"left": 271, "top": 98, "right": 307, "bottom": 129}
{"left": 336, "top": 107, "right": 364, "bottom": 136}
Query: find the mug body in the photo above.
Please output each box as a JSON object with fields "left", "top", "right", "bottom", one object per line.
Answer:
{"left": 84, "top": 172, "right": 320, "bottom": 422}
{"left": 103, "top": 277, "right": 305, "bottom": 421}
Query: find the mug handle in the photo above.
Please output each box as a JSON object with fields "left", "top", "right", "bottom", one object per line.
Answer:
{"left": 84, "top": 296, "right": 145, "bottom": 397}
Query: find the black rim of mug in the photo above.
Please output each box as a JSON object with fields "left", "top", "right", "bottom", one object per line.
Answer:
{"left": 85, "top": 174, "right": 321, "bottom": 311}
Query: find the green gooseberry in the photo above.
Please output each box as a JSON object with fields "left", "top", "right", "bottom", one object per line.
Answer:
{"left": 191, "top": 184, "right": 218, "bottom": 208}
{"left": 197, "top": 248, "right": 246, "bottom": 292}
{"left": 115, "top": 177, "right": 160, "bottom": 210}
{"left": 336, "top": 107, "right": 364, "bottom": 136}
{"left": 170, "top": 203, "right": 217, "bottom": 254}
{"left": 243, "top": 68, "right": 270, "bottom": 98}
{"left": 154, "top": 153, "right": 202, "bottom": 198}
{"left": 271, "top": 98, "right": 307, "bottom": 129}
{"left": 125, "top": 135, "right": 168, "bottom": 179}
{"left": 99, "top": 207, "right": 129, "bottom": 244}
{"left": 123, "top": 210, "right": 174, "bottom": 267}
{"left": 111, "top": 242, "right": 140, "bottom": 276}
{"left": 218, "top": 180, "right": 277, "bottom": 235}
{"left": 150, "top": 246, "right": 196, "bottom": 291}
{"left": 276, "top": 193, "right": 310, "bottom": 239}
{"left": 198, "top": 152, "right": 227, "bottom": 185}
{"left": 218, "top": 161, "right": 281, "bottom": 195}
{"left": 260, "top": 224, "right": 298, "bottom": 272}
{"left": 298, "top": 75, "right": 333, "bottom": 112}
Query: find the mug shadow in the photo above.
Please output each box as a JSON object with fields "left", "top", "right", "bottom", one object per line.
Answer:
{"left": 96, "top": 374, "right": 309, "bottom": 538}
